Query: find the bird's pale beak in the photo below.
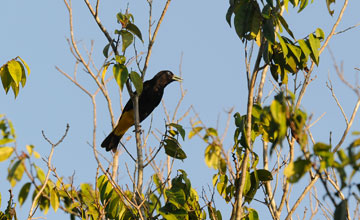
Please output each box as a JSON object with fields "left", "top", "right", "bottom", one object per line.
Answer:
{"left": 172, "top": 74, "right": 183, "bottom": 82}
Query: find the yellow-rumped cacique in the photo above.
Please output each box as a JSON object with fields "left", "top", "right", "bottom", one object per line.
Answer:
{"left": 101, "top": 70, "right": 182, "bottom": 152}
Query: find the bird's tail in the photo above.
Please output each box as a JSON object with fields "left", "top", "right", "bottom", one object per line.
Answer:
{"left": 101, "top": 131, "right": 122, "bottom": 152}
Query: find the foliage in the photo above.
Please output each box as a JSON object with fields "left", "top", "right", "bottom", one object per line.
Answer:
{"left": 0, "top": 57, "right": 30, "bottom": 98}
{"left": 2, "top": 0, "right": 360, "bottom": 220}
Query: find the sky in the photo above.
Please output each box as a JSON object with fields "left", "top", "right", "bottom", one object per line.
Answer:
{"left": 1, "top": 0, "right": 360, "bottom": 219}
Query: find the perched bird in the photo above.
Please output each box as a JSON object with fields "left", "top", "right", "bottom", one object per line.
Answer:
{"left": 101, "top": 70, "right": 182, "bottom": 152}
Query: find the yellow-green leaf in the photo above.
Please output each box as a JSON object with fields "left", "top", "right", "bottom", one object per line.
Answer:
{"left": 50, "top": 187, "right": 60, "bottom": 212}
{"left": 7, "top": 60, "right": 22, "bottom": 87}
{"left": 0, "top": 147, "right": 14, "bottom": 162}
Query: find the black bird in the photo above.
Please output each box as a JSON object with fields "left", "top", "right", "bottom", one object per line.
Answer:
{"left": 101, "top": 70, "right": 182, "bottom": 152}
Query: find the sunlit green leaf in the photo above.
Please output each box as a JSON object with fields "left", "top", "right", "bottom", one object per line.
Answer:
{"left": 113, "top": 64, "right": 128, "bottom": 91}
{"left": 7, "top": 60, "right": 22, "bottom": 87}
{"left": 35, "top": 165, "right": 46, "bottom": 184}
{"left": 308, "top": 34, "right": 320, "bottom": 65}
{"left": 50, "top": 187, "right": 59, "bottom": 212}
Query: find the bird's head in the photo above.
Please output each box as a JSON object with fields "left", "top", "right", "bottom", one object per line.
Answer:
{"left": 154, "top": 70, "right": 182, "bottom": 88}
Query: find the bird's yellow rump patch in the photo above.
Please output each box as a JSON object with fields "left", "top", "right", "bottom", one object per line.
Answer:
{"left": 113, "top": 109, "right": 134, "bottom": 136}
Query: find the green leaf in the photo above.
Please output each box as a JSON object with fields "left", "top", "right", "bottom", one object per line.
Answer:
{"left": 7, "top": 60, "right": 22, "bottom": 87}
{"left": 288, "top": 44, "right": 301, "bottom": 62}
{"left": 248, "top": 208, "right": 259, "bottom": 220}
{"left": 113, "top": 64, "right": 128, "bottom": 91}
{"left": 129, "top": 71, "right": 143, "bottom": 94}
{"left": 298, "top": 0, "right": 309, "bottom": 12}
{"left": 50, "top": 187, "right": 60, "bottom": 212}
{"left": 206, "top": 128, "right": 218, "bottom": 137}
{"left": 261, "top": 4, "right": 272, "bottom": 19}
{"left": 18, "top": 182, "right": 31, "bottom": 206}
{"left": 262, "top": 17, "right": 275, "bottom": 43}
{"left": 165, "top": 187, "right": 186, "bottom": 208}
{"left": 188, "top": 127, "right": 203, "bottom": 139}
{"left": 276, "top": 33, "right": 288, "bottom": 57}
{"left": 35, "top": 165, "right": 46, "bottom": 184}
{"left": 18, "top": 56, "right": 30, "bottom": 76}
{"left": 168, "top": 123, "right": 186, "bottom": 141}
{"left": 164, "top": 138, "right": 187, "bottom": 159}
{"left": 8, "top": 159, "right": 25, "bottom": 187}
{"left": 313, "top": 142, "right": 331, "bottom": 155}
{"left": 234, "top": 0, "right": 262, "bottom": 40}
{"left": 298, "top": 39, "right": 311, "bottom": 57}
{"left": 10, "top": 81, "right": 19, "bottom": 98}
{"left": 315, "top": 28, "right": 325, "bottom": 41}
{"left": 277, "top": 14, "right": 294, "bottom": 39}
{"left": 159, "top": 203, "right": 187, "bottom": 220}
{"left": 120, "top": 30, "right": 134, "bottom": 52}
{"left": 326, "top": 0, "right": 336, "bottom": 16}
{"left": 257, "top": 169, "right": 273, "bottom": 181}
{"left": 205, "top": 145, "right": 221, "bottom": 170}
{"left": 284, "top": 159, "right": 311, "bottom": 183}
{"left": 308, "top": 34, "right": 320, "bottom": 65}
{"left": 115, "top": 55, "right": 126, "bottom": 64}
{"left": 0, "top": 65, "right": 12, "bottom": 93}
{"left": 216, "top": 174, "right": 228, "bottom": 197}
{"left": 126, "top": 23, "right": 143, "bottom": 42}
{"left": 103, "top": 43, "right": 110, "bottom": 58}
{"left": 0, "top": 147, "right": 14, "bottom": 162}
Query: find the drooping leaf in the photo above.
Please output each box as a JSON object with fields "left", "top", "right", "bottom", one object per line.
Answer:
{"left": 126, "top": 23, "right": 143, "bottom": 42}
{"left": 18, "top": 182, "right": 31, "bottom": 206}
{"left": 234, "top": 0, "right": 262, "bottom": 40}
{"left": 298, "top": 39, "right": 311, "bottom": 57}
{"left": 326, "top": 0, "right": 336, "bottom": 16}
{"left": 0, "top": 65, "right": 12, "bottom": 93}
{"left": 129, "top": 71, "right": 143, "bottom": 94}
{"left": 101, "top": 63, "right": 110, "bottom": 84}
{"left": 277, "top": 14, "right": 295, "bottom": 39}
{"left": 262, "top": 17, "right": 275, "bottom": 43}
{"left": 103, "top": 43, "right": 111, "bottom": 58}
{"left": 308, "top": 34, "right": 320, "bottom": 65}
{"left": 7, "top": 60, "right": 22, "bottom": 87}
{"left": 164, "top": 138, "right": 187, "bottom": 159}
{"left": 120, "top": 30, "right": 134, "bottom": 52}
{"left": 50, "top": 187, "right": 60, "bottom": 212}
{"left": 276, "top": 33, "right": 288, "bottom": 57}
{"left": 35, "top": 165, "right": 46, "bottom": 184}
{"left": 113, "top": 64, "right": 128, "bottom": 91}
